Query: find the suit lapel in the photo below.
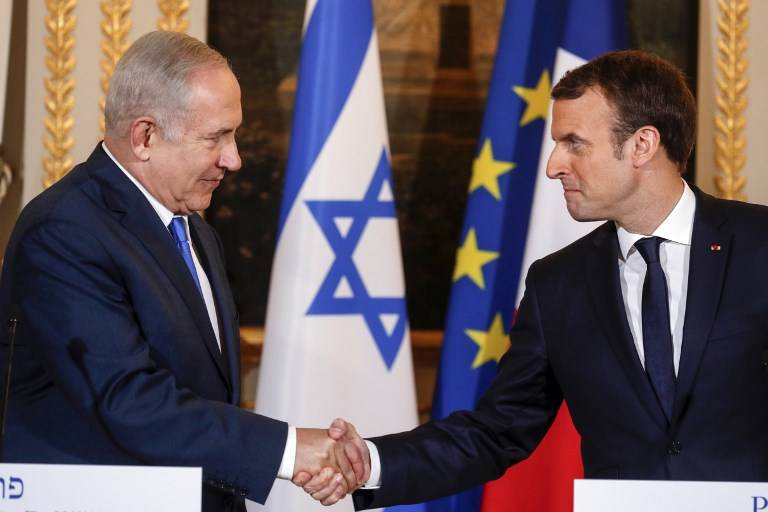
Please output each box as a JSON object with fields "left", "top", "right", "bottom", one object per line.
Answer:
{"left": 672, "top": 189, "right": 730, "bottom": 425}
{"left": 585, "top": 223, "right": 668, "bottom": 430}
{"left": 89, "top": 146, "right": 231, "bottom": 388}
{"left": 189, "top": 215, "right": 240, "bottom": 404}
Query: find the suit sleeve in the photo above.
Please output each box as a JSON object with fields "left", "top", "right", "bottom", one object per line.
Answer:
{"left": 11, "top": 217, "right": 286, "bottom": 503}
{"left": 354, "top": 261, "right": 563, "bottom": 509}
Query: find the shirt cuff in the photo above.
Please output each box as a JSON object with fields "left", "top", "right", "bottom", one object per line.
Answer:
{"left": 277, "top": 425, "right": 297, "bottom": 480}
{"left": 361, "top": 440, "right": 382, "bottom": 489}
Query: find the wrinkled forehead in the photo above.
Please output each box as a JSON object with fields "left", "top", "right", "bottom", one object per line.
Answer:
{"left": 182, "top": 67, "right": 242, "bottom": 116}
{"left": 186, "top": 65, "right": 241, "bottom": 100}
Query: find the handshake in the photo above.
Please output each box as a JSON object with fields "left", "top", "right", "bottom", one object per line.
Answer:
{"left": 293, "top": 418, "right": 371, "bottom": 506}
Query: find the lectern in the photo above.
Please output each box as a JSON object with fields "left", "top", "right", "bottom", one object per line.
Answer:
{"left": 575, "top": 479, "right": 768, "bottom": 512}
{"left": 0, "top": 463, "right": 200, "bottom": 511}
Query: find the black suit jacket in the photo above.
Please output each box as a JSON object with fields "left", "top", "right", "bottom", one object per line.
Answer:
{"left": 354, "top": 187, "right": 768, "bottom": 509}
{"left": 0, "top": 145, "right": 287, "bottom": 511}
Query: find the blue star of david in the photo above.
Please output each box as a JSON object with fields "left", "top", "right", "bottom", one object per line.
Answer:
{"left": 305, "top": 149, "right": 407, "bottom": 369}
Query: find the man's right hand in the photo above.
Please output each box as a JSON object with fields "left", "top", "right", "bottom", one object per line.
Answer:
{"left": 294, "top": 427, "right": 350, "bottom": 505}
{"left": 293, "top": 418, "right": 371, "bottom": 506}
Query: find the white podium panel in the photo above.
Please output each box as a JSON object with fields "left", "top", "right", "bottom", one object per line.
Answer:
{"left": 0, "top": 463, "right": 201, "bottom": 511}
{"left": 575, "top": 479, "right": 768, "bottom": 512}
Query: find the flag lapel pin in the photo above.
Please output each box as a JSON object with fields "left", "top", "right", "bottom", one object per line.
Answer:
{"left": 710, "top": 244, "right": 722, "bottom": 252}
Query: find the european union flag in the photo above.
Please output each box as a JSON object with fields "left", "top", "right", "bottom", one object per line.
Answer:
{"left": 429, "top": 2, "right": 627, "bottom": 512}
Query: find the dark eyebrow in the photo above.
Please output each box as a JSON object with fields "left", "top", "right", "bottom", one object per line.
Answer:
{"left": 558, "top": 132, "right": 590, "bottom": 146}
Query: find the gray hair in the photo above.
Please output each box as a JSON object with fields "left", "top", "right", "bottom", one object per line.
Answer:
{"left": 105, "top": 31, "right": 230, "bottom": 141}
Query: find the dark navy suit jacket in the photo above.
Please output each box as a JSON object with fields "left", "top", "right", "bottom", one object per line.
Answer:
{"left": 0, "top": 145, "right": 287, "bottom": 511}
{"left": 354, "top": 187, "right": 768, "bottom": 509}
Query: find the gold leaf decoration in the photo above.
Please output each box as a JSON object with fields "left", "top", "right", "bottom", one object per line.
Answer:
{"left": 157, "top": 0, "right": 189, "bottom": 33}
{"left": 714, "top": 0, "right": 749, "bottom": 200}
{"left": 100, "top": 0, "right": 132, "bottom": 134}
{"left": 43, "top": 0, "right": 77, "bottom": 189}
{"left": 0, "top": 144, "right": 12, "bottom": 205}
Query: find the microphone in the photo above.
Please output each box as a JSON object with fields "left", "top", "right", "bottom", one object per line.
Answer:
{"left": 0, "top": 310, "right": 18, "bottom": 461}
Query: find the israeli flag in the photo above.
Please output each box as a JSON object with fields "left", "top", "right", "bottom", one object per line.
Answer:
{"left": 253, "top": 1, "right": 422, "bottom": 511}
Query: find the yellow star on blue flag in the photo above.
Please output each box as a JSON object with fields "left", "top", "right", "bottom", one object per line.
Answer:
{"left": 452, "top": 228, "right": 499, "bottom": 289}
{"left": 465, "top": 313, "right": 510, "bottom": 368}
{"left": 513, "top": 69, "right": 551, "bottom": 126}
{"left": 469, "top": 139, "right": 516, "bottom": 200}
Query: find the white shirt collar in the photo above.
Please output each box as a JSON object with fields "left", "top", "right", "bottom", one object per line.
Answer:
{"left": 616, "top": 179, "right": 695, "bottom": 260}
{"left": 101, "top": 142, "right": 185, "bottom": 230}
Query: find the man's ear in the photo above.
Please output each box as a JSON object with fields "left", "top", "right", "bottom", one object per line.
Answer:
{"left": 128, "top": 117, "right": 158, "bottom": 161}
{"left": 630, "top": 125, "right": 661, "bottom": 167}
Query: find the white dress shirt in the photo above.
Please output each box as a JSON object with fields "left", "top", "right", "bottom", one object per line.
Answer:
{"left": 366, "top": 180, "right": 696, "bottom": 488}
{"left": 616, "top": 180, "right": 695, "bottom": 375}
{"left": 102, "top": 143, "right": 221, "bottom": 350}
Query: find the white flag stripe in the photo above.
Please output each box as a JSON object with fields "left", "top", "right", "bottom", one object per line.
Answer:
{"left": 516, "top": 48, "right": 603, "bottom": 304}
{"left": 302, "top": 0, "right": 320, "bottom": 34}
{"left": 298, "top": 38, "right": 391, "bottom": 204}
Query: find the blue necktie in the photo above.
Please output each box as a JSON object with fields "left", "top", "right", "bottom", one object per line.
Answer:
{"left": 169, "top": 217, "right": 203, "bottom": 295}
{"left": 635, "top": 236, "right": 676, "bottom": 421}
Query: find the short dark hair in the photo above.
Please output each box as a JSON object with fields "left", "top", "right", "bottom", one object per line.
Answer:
{"left": 551, "top": 50, "right": 696, "bottom": 169}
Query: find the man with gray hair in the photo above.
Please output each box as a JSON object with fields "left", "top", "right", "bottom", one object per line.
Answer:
{"left": 0, "top": 31, "right": 366, "bottom": 511}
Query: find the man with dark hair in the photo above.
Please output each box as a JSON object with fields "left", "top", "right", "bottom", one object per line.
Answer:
{"left": 300, "top": 49, "right": 768, "bottom": 508}
{"left": 551, "top": 49, "right": 696, "bottom": 168}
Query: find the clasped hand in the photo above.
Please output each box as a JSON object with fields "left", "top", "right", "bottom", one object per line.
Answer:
{"left": 293, "top": 418, "right": 370, "bottom": 505}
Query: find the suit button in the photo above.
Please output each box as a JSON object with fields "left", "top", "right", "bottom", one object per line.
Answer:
{"left": 667, "top": 441, "right": 681, "bottom": 455}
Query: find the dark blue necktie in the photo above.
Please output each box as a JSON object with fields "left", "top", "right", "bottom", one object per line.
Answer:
{"left": 169, "top": 217, "right": 202, "bottom": 295}
{"left": 635, "top": 236, "right": 676, "bottom": 421}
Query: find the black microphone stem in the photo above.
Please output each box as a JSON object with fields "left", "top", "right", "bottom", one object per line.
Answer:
{"left": 0, "top": 316, "right": 17, "bottom": 461}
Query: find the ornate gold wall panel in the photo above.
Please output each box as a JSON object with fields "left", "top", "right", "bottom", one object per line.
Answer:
{"left": 714, "top": 0, "right": 749, "bottom": 200}
{"left": 100, "top": 0, "right": 132, "bottom": 133}
{"left": 43, "top": 0, "right": 77, "bottom": 189}
{"left": 157, "top": 0, "right": 190, "bottom": 33}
